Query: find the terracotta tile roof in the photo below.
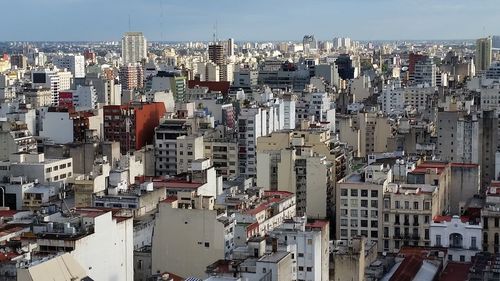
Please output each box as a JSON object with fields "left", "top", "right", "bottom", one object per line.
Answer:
{"left": 390, "top": 255, "right": 423, "bottom": 281}
{"left": 439, "top": 262, "right": 471, "bottom": 281}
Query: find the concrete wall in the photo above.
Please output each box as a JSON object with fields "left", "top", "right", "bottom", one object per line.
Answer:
{"left": 151, "top": 203, "right": 225, "bottom": 279}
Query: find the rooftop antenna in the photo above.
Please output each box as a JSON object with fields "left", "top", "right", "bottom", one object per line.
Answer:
{"left": 160, "top": 0, "right": 164, "bottom": 41}
{"left": 128, "top": 14, "right": 132, "bottom": 32}
{"left": 213, "top": 20, "right": 219, "bottom": 44}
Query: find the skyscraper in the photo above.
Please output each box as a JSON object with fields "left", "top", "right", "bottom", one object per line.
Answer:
{"left": 227, "top": 38, "right": 235, "bottom": 56}
{"left": 476, "top": 37, "right": 492, "bottom": 72}
{"left": 121, "top": 32, "right": 147, "bottom": 64}
{"left": 208, "top": 44, "right": 224, "bottom": 65}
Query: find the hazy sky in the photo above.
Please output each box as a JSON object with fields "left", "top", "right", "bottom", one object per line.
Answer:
{"left": 1, "top": 0, "right": 498, "bottom": 41}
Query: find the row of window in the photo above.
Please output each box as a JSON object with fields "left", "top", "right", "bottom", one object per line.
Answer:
{"left": 45, "top": 162, "right": 71, "bottom": 173}
{"left": 340, "top": 189, "right": 378, "bottom": 197}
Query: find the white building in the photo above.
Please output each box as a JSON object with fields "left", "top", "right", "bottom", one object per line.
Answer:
{"left": 238, "top": 107, "right": 275, "bottom": 177}
{"left": 430, "top": 215, "right": 482, "bottom": 262}
{"left": 282, "top": 94, "right": 296, "bottom": 130}
{"left": 8, "top": 152, "right": 73, "bottom": 185}
{"left": 269, "top": 217, "right": 330, "bottom": 281}
{"left": 73, "top": 85, "right": 98, "bottom": 110}
{"left": 39, "top": 110, "right": 74, "bottom": 144}
{"left": 34, "top": 208, "right": 134, "bottom": 281}
{"left": 52, "top": 54, "right": 85, "bottom": 78}
{"left": 122, "top": 32, "right": 147, "bottom": 64}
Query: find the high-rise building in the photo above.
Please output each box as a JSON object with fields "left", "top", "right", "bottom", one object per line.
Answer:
{"left": 121, "top": 32, "right": 147, "bottom": 64}
{"left": 103, "top": 102, "right": 166, "bottom": 154}
{"left": 52, "top": 54, "right": 86, "bottom": 78}
{"left": 413, "top": 57, "right": 437, "bottom": 87}
{"left": 10, "top": 54, "right": 27, "bottom": 69}
{"left": 227, "top": 38, "right": 235, "bottom": 56}
{"left": 476, "top": 37, "right": 492, "bottom": 72}
{"left": 492, "top": 35, "right": 500, "bottom": 49}
{"left": 119, "top": 64, "right": 144, "bottom": 90}
{"left": 208, "top": 44, "right": 224, "bottom": 65}
{"left": 303, "top": 35, "right": 317, "bottom": 54}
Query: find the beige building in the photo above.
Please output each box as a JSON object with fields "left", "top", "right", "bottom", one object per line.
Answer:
{"left": 336, "top": 163, "right": 390, "bottom": 247}
{"left": 257, "top": 145, "right": 334, "bottom": 220}
{"left": 337, "top": 112, "right": 392, "bottom": 158}
{"left": 203, "top": 140, "right": 238, "bottom": 180}
{"left": 0, "top": 121, "right": 37, "bottom": 161}
{"left": 176, "top": 135, "right": 204, "bottom": 174}
{"left": 23, "top": 87, "right": 53, "bottom": 107}
{"left": 73, "top": 159, "right": 110, "bottom": 207}
{"left": 482, "top": 183, "right": 500, "bottom": 253}
{"left": 381, "top": 183, "right": 440, "bottom": 253}
{"left": 333, "top": 237, "right": 378, "bottom": 281}
{"left": 152, "top": 194, "right": 234, "bottom": 279}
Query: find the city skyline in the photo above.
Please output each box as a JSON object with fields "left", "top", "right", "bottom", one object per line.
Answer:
{"left": 1, "top": 0, "right": 499, "bottom": 42}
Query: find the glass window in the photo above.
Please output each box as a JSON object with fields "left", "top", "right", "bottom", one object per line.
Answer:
{"left": 351, "top": 189, "right": 358, "bottom": 196}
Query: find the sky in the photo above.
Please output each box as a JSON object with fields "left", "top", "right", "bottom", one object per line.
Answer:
{"left": 1, "top": 0, "right": 499, "bottom": 42}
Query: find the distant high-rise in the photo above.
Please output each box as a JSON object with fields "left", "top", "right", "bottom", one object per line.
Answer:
{"left": 208, "top": 44, "right": 224, "bottom": 65}
{"left": 121, "top": 32, "right": 147, "bottom": 64}
{"left": 303, "top": 35, "right": 317, "bottom": 54}
{"left": 227, "top": 38, "right": 235, "bottom": 57}
{"left": 493, "top": 35, "right": 500, "bottom": 49}
{"left": 476, "top": 37, "right": 492, "bottom": 72}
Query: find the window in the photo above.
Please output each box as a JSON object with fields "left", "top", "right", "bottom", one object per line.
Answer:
{"left": 341, "top": 189, "right": 348, "bottom": 196}
{"left": 495, "top": 218, "right": 499, "bottom": 228}
{"left": 298, "top": 253, "right": 304, "bottom": 257}
{"left": 371, "top": 200, "right": 378, "bottom": 208}
{"left": 351, "top": 189, "right": 358, "bottom": 196}
{"left": 307, "top": 239, "right": 312, "bottom": 245}
{"left": 340, "top": 219, "right": 348, "bottom": 226}
{"left": 46, "top": 167, "right": 52, "bottom": 173}
{"left": 306, "top": 267, "right": 312, "bottom": 272}
{"left": 371, "top": 190, "right": 378, "bottom": 197}
{"left": 424, "top": 202, "right": 430, "bottom": 210}
{"left": 471, "top": 237, "right": 477, "bottom": 249}
{"left": 384, "top": 199, "right": 390, "bottom": 209}
{"left": 361, "top": 220, "right": 368, "bottom": 227}
{"left": 53, "top": 176, "right": 59, "bottom": 181}
{"left": 384, "top": 213, "right": 389, "bottom": 222}
{"left": 67, "top": 162, "right": 71, "bottom": 167}
{"left": 361, "top": 200, "right": 368, "bottom": 208}
{"left": 53, "top": 166, "right": 58, "bottom": 171}
{"left": 361, "top": 189, "right": 368, "bottom": 197}
{"left": 60, "top": 164, "right": 66, "bottom": 169}
{"left": 351, "top": 210, "right": 358, "bottom": 217}
{"left": 414, "top": 202, "right": 419, "bottom": 210}
{"left": 298, "top": 266, "right": 304, "bottom": 271}
{"left": 460, "top": 255, "right": 465, "bottom": 262}
{"left": 424, "top": 216, "right": 430, "bottom": 224}
{"left": 436, "top": 235, "right": 442, "bottom": 246}
{"left": 425, "top": 229, "right": 429, "bottom": 240}
{"left": 395, "top": 201, "right": 400, "bottom": 208}
{"left": 205, "top": 242, "right": 210, "bottom": 248}
{"left": 405, "top": 201, "right": 410, "bottom": 209}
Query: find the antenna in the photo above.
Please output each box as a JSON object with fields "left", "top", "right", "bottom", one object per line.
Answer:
{"left": 160, "top": 0, "right": 164, "bottom": 41}
{"left": 128, "top": 14, "right": 131, "bottom": 32}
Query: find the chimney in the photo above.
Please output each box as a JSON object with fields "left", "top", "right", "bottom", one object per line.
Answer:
{"left": 272, "top": 238, "right": 278, "bottom": 253}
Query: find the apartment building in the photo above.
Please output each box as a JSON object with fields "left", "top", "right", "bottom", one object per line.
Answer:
{"left": 268, "top": 217, "right": 330, "bottom": 281}
{"left": 204, "top": 140, "right": 238, "bottom": 180}
{"left": 481, "top": 182, "right": 500, "bottom": 253}
{"left": 8, "top": 152, "right": 72, "bottom": 185}
{"left": 176, "top": 135, "right": 204, "bottom": 174}
{"left": 381, "top": 183, "right": 440, "bottom": 253}
{"left": 336, "top": 163, "right": 390, "bottom": 246}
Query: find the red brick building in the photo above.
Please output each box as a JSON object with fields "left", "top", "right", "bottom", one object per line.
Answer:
{"left": 104, "top": 102, "right": 166, "bottom": 153}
